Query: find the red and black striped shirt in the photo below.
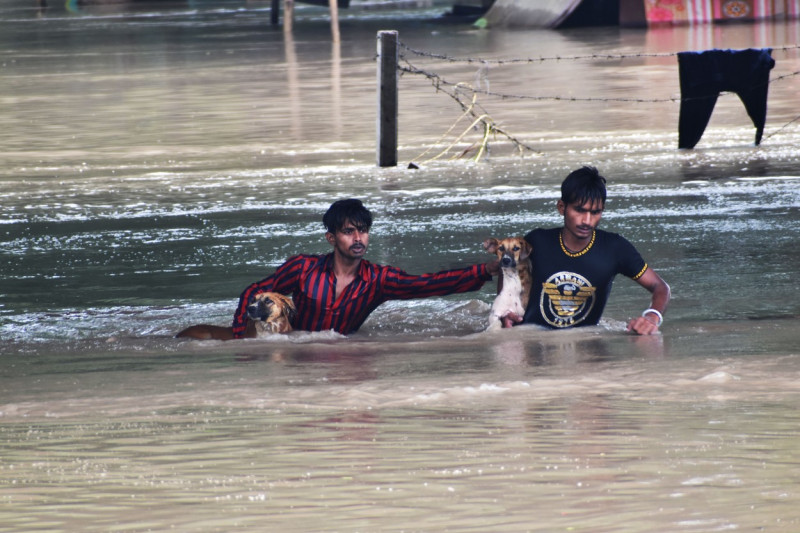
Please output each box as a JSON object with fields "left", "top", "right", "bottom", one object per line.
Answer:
{"left": 232, "top": 253, "right": 492, "bottom": 337}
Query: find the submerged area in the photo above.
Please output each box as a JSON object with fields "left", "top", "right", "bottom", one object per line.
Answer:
{"left": 1, "top": 2, "right": 799, "bottom": 531}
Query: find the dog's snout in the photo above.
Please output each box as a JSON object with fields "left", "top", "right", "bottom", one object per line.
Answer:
{"left": 247, "top": 300, "right": 268, "bottom": 320}
{"left": 501, "top": 254, "right": 516, "bottom": 268}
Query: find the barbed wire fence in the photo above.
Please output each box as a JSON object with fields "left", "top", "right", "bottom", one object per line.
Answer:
{"left": 394, "top": 42, "right": 800, "bottom": 165}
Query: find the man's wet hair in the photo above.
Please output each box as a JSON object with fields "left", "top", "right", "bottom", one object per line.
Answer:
{"left": 561, "top": 166, "right": 607, "bottom": 207}
{"left": 323, "top": 198, "right": 373, "bottom": 234}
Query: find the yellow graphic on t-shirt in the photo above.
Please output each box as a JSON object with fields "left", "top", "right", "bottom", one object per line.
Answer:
{"left": 540, "top": 272, "right": 596, "bottom": 328}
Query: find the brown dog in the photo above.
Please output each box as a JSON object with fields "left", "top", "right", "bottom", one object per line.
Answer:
{"left": 246, "top": 292, "right": 296, "bottom": 334}
{"left": 176, "top": 291, "right": 295, "bottom": 340}
{"left": 483, "top": 237, "right": 532, "bottom": 329}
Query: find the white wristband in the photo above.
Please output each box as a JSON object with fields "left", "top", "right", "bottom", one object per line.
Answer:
{"left": 641, "top": 308, "right": 663, "bottom": 327}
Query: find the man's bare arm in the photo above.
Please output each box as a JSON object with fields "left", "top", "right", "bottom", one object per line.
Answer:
{"left": 627, "top": 268, "right": 671, "bottom": 335}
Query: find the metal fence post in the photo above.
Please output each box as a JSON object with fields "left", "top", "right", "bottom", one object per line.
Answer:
{"left": 377, "top": 30, "right": 398, "bottom": 167}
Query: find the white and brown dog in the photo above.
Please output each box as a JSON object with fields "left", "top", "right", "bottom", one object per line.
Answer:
{"left": 176, "top": 291, "right": 295, "bottom": 340}
{"left": 483, "top": 237, "right": 532, "bottom": 329}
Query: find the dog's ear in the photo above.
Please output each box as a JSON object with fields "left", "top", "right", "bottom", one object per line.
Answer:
{"left": 272, "top": 293, "right": 294, "bottom": 310}
{"left": 483, "top": 238, "right": 499, "bottom": 254}
{"left": 282, "top": 299, "right": 297, "bottom": 323}
{"left": 273, "top": 293, "right": 296, "bottom": 322}
{"left": 285, "top": 305, "right": 297, "bottom": 324}
{"left": 519, "top": 239, "right": 532, "bottom": 259}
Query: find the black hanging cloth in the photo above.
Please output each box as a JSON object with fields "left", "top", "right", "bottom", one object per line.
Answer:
{"left": 677, "top": 48, "right": 775, "bottom": 149}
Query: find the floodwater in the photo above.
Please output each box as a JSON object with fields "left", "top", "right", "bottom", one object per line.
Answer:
{"left": 1, "top": 1, "right": 800, "bottom": 531}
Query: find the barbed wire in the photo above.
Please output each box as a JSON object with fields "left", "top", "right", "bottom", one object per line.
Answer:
{"left": 399, "top": 42, "right": 800, "bottom": 64}
{"left": 764, "top": 113, "right": 800, "bottom": 140}
{"left": 400, "top": 59, "right": 679, "bottom": 103}
{"left": 400, "top": 58, "right": 800, "bottom": 105}
{"left": 395, "top": 42, "right": 800, "bottom": 144}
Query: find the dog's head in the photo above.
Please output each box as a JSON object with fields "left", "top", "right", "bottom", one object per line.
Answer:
{"left": 246, "top": 292, "right": 296, "bottom": 329}
{"left": 483, "top": 237, "right": 532, "bottom": 269}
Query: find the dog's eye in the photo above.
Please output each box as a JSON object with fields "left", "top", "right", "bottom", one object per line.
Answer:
{"left": 498, "top": 246, "right": 505, "bottom": 252}
{"left": 513, "top": 246, "right": 520, "bottom": 251}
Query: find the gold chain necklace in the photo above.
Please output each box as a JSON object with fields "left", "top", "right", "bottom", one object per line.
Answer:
{"left": 559, "top": 230, "right": 595, "bottom": 258}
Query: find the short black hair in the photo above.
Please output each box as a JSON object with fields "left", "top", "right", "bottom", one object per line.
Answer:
{"left": 322, "top": 198, "right": 373, "bottom": 233}
{"left": 561, "top": 166, "right": 607, "bottom": 207}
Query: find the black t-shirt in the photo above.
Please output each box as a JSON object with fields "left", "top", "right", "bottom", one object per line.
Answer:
{"left": 523, "top": 228, "right": 648, "bottom": 328}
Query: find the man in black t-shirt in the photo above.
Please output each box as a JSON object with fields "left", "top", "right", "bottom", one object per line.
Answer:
{"left": 502, "top": 166, "right": 670, "bottom": 335}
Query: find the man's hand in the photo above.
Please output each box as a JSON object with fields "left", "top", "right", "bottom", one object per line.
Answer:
{"left": 486, "top": 259, "right": 501, "bottom": 277}
{"left": 627, "top": 314, "right": 660, "bottom": 335}
{"left": 631, "top": 271, "right": 669, "bottom": 335}
{"left": 501, "top": 312, "right": 523, "bottom": 329}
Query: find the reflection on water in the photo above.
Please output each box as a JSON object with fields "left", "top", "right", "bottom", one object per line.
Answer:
{"left": 1, "top": 2, "right": 800, "bottom": 531}
{"left": 2, "top": 343, "right": 800, "bottom": 531}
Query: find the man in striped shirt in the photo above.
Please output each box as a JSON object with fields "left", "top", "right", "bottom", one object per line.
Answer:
{"left": 179, "top": 199, "right": 500, "bottom": 340}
